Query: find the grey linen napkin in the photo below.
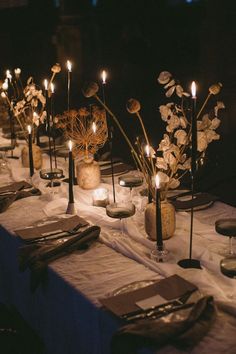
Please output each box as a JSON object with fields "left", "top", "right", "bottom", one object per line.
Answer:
{"left": 111, "top": 296, "right": 216, "bottom": 354}
{"left": 0, "top": 181, "right": 40, "bottom": 213}
{"left": 18, "top": 225, "right": 101, "bottom": 292}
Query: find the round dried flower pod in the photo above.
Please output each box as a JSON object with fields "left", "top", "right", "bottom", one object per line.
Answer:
{"left": 78, "top": 107, "right": 89, "bottom": 117}
{"left": 157, "top": 71, "right": 172, "bottom": 85}
{"left": 82, "top": 82, "right": 99, "bottom": 98}
{"left": 126, "top": 98, "right": 141, "bottom": 113}
{"left": 209, "top": 82, "right": 222, "bottom": 95}
{"left": 51, "top": 63, "right": 61, "bottom": 74}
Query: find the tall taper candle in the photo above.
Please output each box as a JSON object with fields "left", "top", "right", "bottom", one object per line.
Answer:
{"left": 191, "top": 81, "right": 197, "bottom": 176}
{"left": 155, "top": 174, "right": 163, "bottom": 250}
{"left": 67, "top": 60, "right": 72, "bottom": 111}
{"left": 44, "top": 79, "right": 53, "bottom": 172}
{"left": 68, "top": 140, "right": 74, "bottom": 203}
{"left": 27, "top": 125, "right": 34, "bottom": 177}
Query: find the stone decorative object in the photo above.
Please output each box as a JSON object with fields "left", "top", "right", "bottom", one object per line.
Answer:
{"left": 144, "top": 199, "right": 175, "bottom": 240}
{"left": 76, "top": 158, "right": 100, "bottom": 189}
{"left": 21, "top": 144, "right": 42, "bottom": 170}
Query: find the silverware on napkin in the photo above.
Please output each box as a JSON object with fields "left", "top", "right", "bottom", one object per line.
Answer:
{"left": 122, "top": 291, "right": 196, "bottom": 322}
{"left": 25, "top": 223, "right": 89, "bottom": 244}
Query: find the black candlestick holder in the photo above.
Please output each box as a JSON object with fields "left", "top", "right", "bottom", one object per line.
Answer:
{"left": 177, "top": 175, "right": 201, "bottom": 269}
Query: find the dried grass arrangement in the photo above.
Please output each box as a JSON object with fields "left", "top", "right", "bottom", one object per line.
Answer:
{"left": 56, "top": 106, "right": 108, "bottom": 159}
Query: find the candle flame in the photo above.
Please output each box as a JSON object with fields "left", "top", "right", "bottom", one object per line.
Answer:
{"left": 155, "top": 174, "right": 160, "bottom": 189}
{"left": 27, "top": 125, "right": 32, "bottom": 134}
{"left": 101, "top": 70, "right": 107, "bottom": 84}
{"left": 50, "top": 82, "right": 55, "bottom": 93}
{"left": 145, "top": 144, "right": 150, "bottom": 157}
{"left": 67, "top": 60, "right": 72, "bottom": 72}
{"left": 14, "top": 68, "right": 21, "bottom": 76}
{"left": 92, "top": 122, "right": 97, "bottom": 133}
{"left": 6, "top": 70, "right": 12, "bottom": 81}
{"left": 191, "top": 81, "right": 197, "bottom": 98}
{"left": 68, "top": 140, "right": 73, "bottom": 151}
{"left": 2, "top": 80, "right": 8, "bottom": 91}
{"left": 44, "top": 79, "right": 48, "bottom": 90}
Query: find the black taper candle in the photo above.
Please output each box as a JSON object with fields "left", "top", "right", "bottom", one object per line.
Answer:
{"left": 44, "top": 80, "right": 53, "bottom": 172}
{"left": 155, "top": 175, "right": 163, "bottom": 250}
{"left": 68, "top": 141, "right": 74, "bottom": 203}
{"left": 50, "top": 83, "right": 58, "bottom": 169}
{"left": 191, "top": 81, "right": 197, "bottom": 176}
{"left": 28, "top": 126, "right": 34, "bottom": 177}
{"left": 67, "top": 60, "right": 72, "bottom": 112}
{"left": 101, "top": 70, "right": 116, "bottom": 203}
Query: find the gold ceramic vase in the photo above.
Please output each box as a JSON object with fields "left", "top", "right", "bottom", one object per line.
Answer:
{"left": 76, "top": 157, "right": 101, "bottom": 189}
{"left": 144, "top": 199, "right": 176, "bottom": 240}
{"left": 21, "top": 144, "right": 42, "bottom": 170}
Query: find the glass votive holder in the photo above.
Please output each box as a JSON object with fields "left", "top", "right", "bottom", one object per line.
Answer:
{"left": 92, "top": 188, "right": 109, "bottom": 208}
{"left": 150, "top": 244, "right": 169, "bottom": 263}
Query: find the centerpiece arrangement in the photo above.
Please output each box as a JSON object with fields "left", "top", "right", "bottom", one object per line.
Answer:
{"left": 1, "top": 71, "right": 46, "bottom": 169}
{"left": 82, "top": 71, "right": 224, "bottom": 241}
{"left": 55, "top": 105, "right": 108, "bottom": 189}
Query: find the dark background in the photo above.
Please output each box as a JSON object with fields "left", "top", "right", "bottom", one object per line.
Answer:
{"left": 1, "top": 0, "right": 236, "bottom": 204}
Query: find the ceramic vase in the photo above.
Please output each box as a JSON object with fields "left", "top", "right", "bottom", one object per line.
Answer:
{"left": 144, "top": 199, "right": 175, "bottom": 240}
{"left": 76, "top": 158, "right": 101, "bottom": 189}
{"left": 21, "top": 144, "right": 42, "bottom": 170}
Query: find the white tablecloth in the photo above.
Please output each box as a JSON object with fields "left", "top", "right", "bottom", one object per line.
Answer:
{"left": 0, "top": 136, "right": 236, "bottom": 354}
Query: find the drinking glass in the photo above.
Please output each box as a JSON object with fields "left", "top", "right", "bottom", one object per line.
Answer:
{"left": 118, "top": 174, "right": 143, "bottom": 200}
{"left": 106, "top": 201, "right": 135, "bottom": 238}
{"left": 40, "top": 168, "right": 64, "bottom": 198}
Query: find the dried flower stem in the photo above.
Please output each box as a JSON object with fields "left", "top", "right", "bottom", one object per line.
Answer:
{"left": 196, "top": 93, "right": 211, "bottom": 119}
{"left": 94, "top": 94, "right": 143, "bottom": 170}
{"left": 136, "top": 111, "right": 155, "bottom": 175}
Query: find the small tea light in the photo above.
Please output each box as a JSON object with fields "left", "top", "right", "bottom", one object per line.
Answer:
{"left": 92, "top": 188, "right": 109, "bottom": 207}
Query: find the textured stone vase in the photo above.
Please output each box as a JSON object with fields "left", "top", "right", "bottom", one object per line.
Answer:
{"left": 21, "top": 144, "right": 42, "bottom": 170}
{"left": 76, "top": 158, "right": 101, "bottom": 189}
{"left": 144, "top": 199, "right": 176, "bottom": 240}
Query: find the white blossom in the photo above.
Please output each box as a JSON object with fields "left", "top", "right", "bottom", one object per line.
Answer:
{"left": 174, "top": 129, "right": 187, "bottom": 145}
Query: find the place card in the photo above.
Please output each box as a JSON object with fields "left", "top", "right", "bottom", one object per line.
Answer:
{"left": 136, "top": 294, "right": 168, "bottom": 311}
{"left": 100, "top": 274, "right": 197, "bottom": 317}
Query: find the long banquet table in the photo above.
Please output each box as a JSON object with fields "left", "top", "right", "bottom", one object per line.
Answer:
{"left": 0, "top": 135, "right": 236, "bottom": 354}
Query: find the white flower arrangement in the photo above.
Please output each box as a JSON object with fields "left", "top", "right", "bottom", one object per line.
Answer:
{"left": 82, "top": 72, "right": 225, "bottom": 200}
{"left": 13, "top": 76, "right": 46, "bottom": 127}
{"left": 156, "top": 71, "right": 225, "bottom": 194}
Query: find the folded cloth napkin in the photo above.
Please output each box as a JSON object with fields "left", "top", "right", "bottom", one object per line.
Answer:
{"left": 111, "top": 296, "right": 216, "bottom": 354}
{"left": 18, "top": 225, "right": 100, "bottom": 292}
{"left": 0, "top": 187, "right": 41, "bottom": 213}
{"left": 15, "top": 215, "right": 88, "bottom": 241}
{"left": 0, "top": 180, "right": 32, "bottom": 193}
